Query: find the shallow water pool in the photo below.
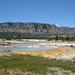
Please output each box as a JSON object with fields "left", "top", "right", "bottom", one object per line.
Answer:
{"left": 0, "top": 43, "right": 58, "bottom": 51}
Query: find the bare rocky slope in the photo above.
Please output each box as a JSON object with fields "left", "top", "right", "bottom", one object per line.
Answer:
{"left": 0, "top": 22, "right": 75, "bottom": 36}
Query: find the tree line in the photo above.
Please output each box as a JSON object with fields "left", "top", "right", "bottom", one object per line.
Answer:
{"left": 47, "top": 35, "right": 75, "bottom": 41}
{"left": 0, "top": 32, "right": 75, "bottom": 41}
{"left": 0, "top": 32, "right": 46, "bottom": 40}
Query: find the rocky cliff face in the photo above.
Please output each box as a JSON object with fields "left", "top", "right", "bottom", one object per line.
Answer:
{"left": 0, "top": 22, "right": 75, "bottom": 36}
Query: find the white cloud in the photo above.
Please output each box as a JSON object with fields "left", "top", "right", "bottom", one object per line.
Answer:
{"left": 55, "top": 24, "right": 59, "bottom": 26}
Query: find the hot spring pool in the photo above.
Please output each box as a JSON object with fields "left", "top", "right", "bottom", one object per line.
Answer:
{"left": 0, "top": 43, "right": 58, "bottom": 51}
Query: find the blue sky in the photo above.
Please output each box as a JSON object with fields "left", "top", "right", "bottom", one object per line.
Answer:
{"left": 0, "top": 0, "right": 75, "bottom": 27}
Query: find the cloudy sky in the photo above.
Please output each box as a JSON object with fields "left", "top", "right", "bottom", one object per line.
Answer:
{"left": 0, "top": 0, "right": 75, "bottom": 27}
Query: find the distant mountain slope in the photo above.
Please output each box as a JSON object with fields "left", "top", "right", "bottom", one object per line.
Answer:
{"left": 0, "top": 22, "right": 75, "bottom": 36}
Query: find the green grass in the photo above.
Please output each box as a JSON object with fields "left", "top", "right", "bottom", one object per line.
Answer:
{"left": 0, "top": 54, "right": 75, "bottom": 74}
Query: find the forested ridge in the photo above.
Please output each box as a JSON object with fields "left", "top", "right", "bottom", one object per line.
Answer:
{"left": 0, "top": 22, "right": 75, "bottom": 40}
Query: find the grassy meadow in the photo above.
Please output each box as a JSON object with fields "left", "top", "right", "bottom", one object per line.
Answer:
{"left": 0, "top": 54, "right": 75, "bottom": 75}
